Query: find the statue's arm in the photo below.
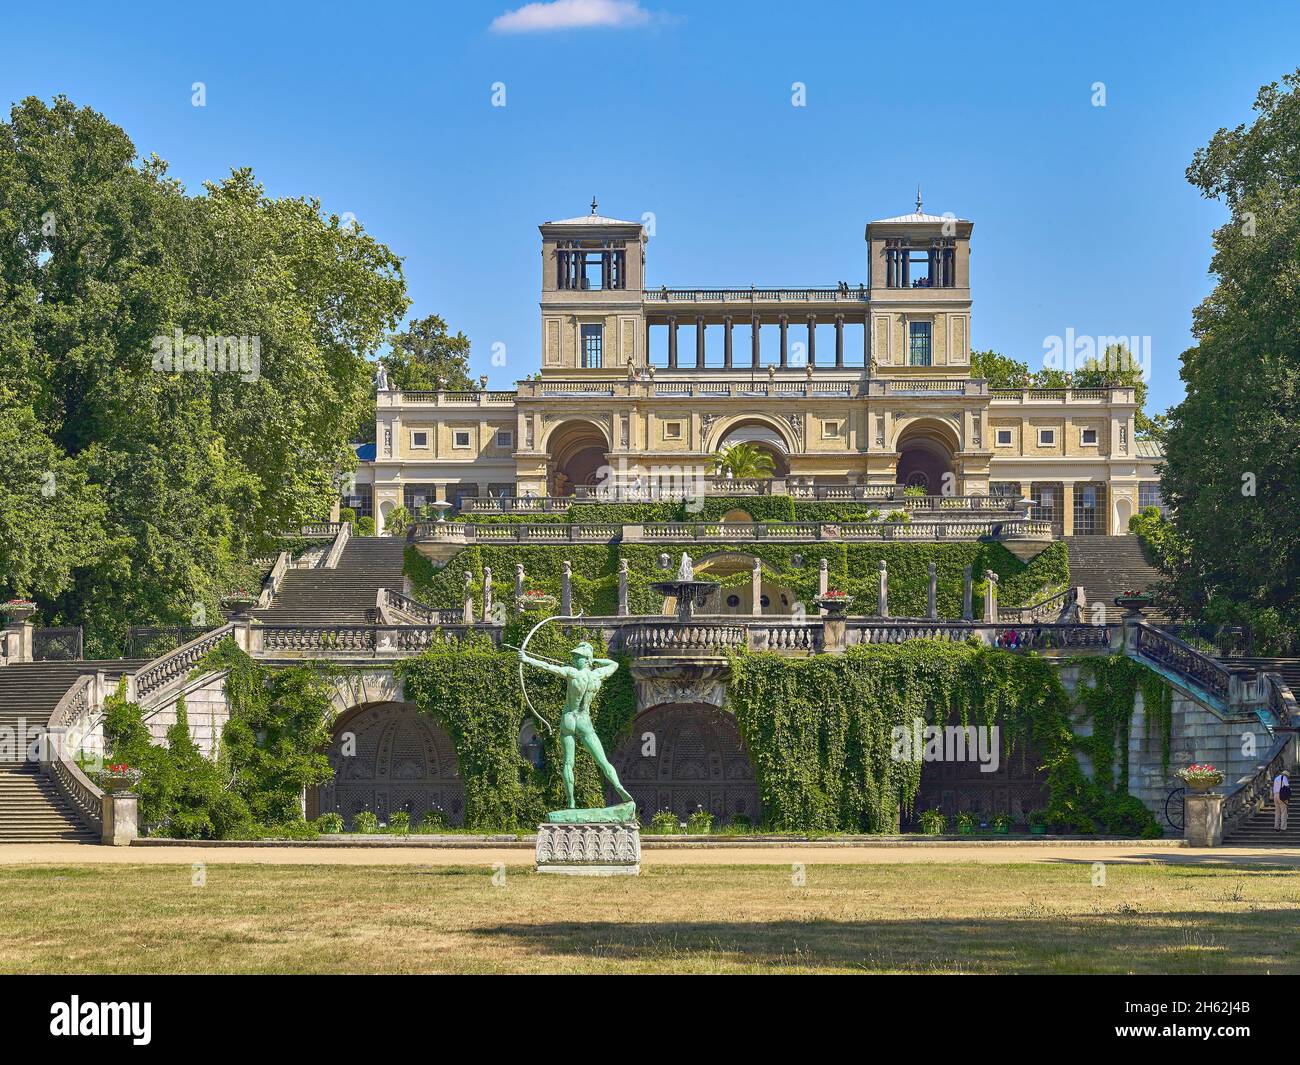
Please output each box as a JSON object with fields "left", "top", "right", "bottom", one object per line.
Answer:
{"left": 520, "top": 651, "right": 572, "bottom": 678}
{"left": 592, "top": 657, "right": 620, "bottom": 679}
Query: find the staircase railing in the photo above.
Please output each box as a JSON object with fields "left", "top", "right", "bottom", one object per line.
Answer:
{"left": 133, "top": 623, "right": 237, "bottom": 703}
{"left": 374, "top": 588, "right": 463, "bottom": 627}
{"left": 44, "top": 674, "right": 104, "bottom": 833}
{"left": 999, "top": 586, "right": 1081, "bottom": 625}
{"left": 257, "top": 551, "right": 291, "bottom": 608}
{"left": 321, "top": 521, "right": 351, "bottom": 569}
{"left": 1222, "top": 676, "right": 1297, "bottom": 839}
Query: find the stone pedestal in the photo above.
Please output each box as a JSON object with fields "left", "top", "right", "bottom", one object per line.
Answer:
{"left": 1184, "top": 792, "right": 1224, "bottom": 847}
{"left": 102, "top": 792, "right": 139, "bottom": 847}
{"left": 535, "top": 822, "right": 641, "bottom": 876}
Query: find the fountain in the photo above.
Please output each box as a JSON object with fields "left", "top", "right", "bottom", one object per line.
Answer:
{"left": 651, "top": 552, "right": 721, "bottom": 621}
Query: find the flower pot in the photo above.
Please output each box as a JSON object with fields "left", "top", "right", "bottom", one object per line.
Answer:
{"left": 3, "top": 602, "right": 35, "bottom": 621}
{"left": 1183, "top": 778, "right": 1220, "bottom": 792}
{"left": 1030, "top": 825, "right": 1047, "bottom": 835}
{"left": 957, "top": 824, "right": 974, "bottom": 835}
{"left": 101, "top": 776, "right": 137, "bottom": 794}
{"left": 993, "top": 824, "right": 1011, "bottom": 835}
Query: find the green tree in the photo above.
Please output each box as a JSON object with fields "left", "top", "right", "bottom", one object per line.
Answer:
{"left": 381, "top": 313, "right": 476, "bottom": 393}
{"left": 970, "top": 349, "right": 1031, "bottom": 389}
{"left": 0, "top": 96, "right": 409, "bottom": 652}
{"left": 1160, "top": 69, "right": 1300, "bottom": 635}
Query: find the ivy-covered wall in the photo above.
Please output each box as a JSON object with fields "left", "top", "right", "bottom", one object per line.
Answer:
{"left": 406, "top": 538, "right": 1069, "bottom": 619}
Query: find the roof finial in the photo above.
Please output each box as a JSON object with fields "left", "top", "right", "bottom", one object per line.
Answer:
{"left": 916, "top": 184, "right": 923, "bottom": 214}
{"left": 591, "top": 195, "right": 598, "bottom": 215}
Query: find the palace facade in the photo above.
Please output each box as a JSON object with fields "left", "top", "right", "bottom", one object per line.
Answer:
{"left": 348, "top": 203, "right": 1163, "bottom": 535}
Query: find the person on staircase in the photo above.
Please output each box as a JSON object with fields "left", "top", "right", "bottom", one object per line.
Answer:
{"left": 1272, "top": 769, "right": 1290, "bottom": 832}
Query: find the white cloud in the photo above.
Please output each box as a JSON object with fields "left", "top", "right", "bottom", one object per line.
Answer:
{"left": 490, "top": 0, "right": 656, "bottom": 34}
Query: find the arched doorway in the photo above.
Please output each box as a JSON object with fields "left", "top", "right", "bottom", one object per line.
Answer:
{"left": 317, "top": 702, "right": 465, "bottom": 827}
{"left": 895, "top": 421, "right": 959, "bottom": 493}
{"left": 908, "top": 733, "right": 1048, "bottom": 826}
{"left": 546, "top": 420, "right": 610, "bottom": 497}
{"left": 711, "top": 418, "right": 792, "bottom": 478}
{"left": 607, "top": 703, "right": 761, "bottom": 824}
{"left": 692, "top": 552, "right": 799, "bottom": 616}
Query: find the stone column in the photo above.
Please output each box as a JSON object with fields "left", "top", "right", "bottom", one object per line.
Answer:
{"left": 983, "top": 570, "right": 999, "bottom": 624}
{"left": 483, "top": 567, "right": 493, "bottom": 621}
{"left": 102, "top": 791, "right": 139, "bottom": 846}
{"left": 878, "top": 560, "right": 889, "bottom": 618}
{"left": 818, "top": 557, "right": 829, "bottom": 606}
{"left": 1184, "top": 793, "right": 1224, "bottom": 847}
{"left": 834, "top": 314, "right": 845, "bottom": 368}
{"left": 723, "top": 316, "right": 733, "bottom": 369}
{"left": 806, "top": 315, "right": 816, "bottom": 368}
{"left": 779, "top": 315, "right": 789, "bottom": 368}
{"left": 751, "top": 316, "right": 761, "bottom": 368}
{"left": 751, "top": 558, "right": 763, "bottom": 617}
{"left": 927, "top": 562, "right": 938, "bottom": 620}
{"left": 463, "top": 571, "right": 474, "bottom": 624}
{"left": 514, "top": 562, "right": 525, "bottom": 599}
{"left": 1061, "top": 482, "right": 1075, "bottom": 536}
{"left": 667, "top": 316, "right": 678, "bottom": 369}
{"left": 962, "top": 565, "right": 974, "bottom": 621}
{"left": 561, "top": 561, "right": 573, "bottom": 615}
{"left": 695, "top": 316, "right": 706, "bottom": 369}
{"left": 617, "top": 559, "right": 629, "bottom": 617}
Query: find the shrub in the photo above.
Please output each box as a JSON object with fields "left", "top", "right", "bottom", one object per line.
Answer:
{"left": 356, "top": 516, "right": 376, "bottom": 537}
{"left": 387, "top": 810, "right": 411, "bottom": 834}
{"left": 955, "top": 811, "right": 976, "bottom": 832}
{"left": 339, "top": 507, "right": 356, "bottom": 529}
{"left": 728, "top": 813, "right": 753, "bottom": 831}
{"left": 648, "top": 809, "right": 681, "bottom": 834}
{"left": 417, "top": 807, "right": 449, "bottom": 833}
{"left": 385, "top": 506, "right": 413, "bottom": 536}
{"left": 352, "top": 810, "right": 379, "bottom": 834}
{"left": 314, "top": 812, "right": 344, "bottom": 834}
{"left": 918, "top": 809, "right": 947, "bottom": 835}
{"left": 686, "top": 808, "right": 714, "bottom": 834}
{"left": 902, "top": 485, "right": 928, "bottom": 497}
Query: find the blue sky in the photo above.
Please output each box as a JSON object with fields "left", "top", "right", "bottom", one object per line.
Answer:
{"left": 4, "top": 0, "right": 1298, "bottom": 412}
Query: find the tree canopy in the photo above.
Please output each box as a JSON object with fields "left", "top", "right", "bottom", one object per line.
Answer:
{"left": 0, "top": 96, "right": 409, "bottom": 653}
{"left": 1157, "top": 68, "right": 1300, "bottom": 638}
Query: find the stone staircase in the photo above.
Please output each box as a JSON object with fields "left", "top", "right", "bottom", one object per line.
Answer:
{"left": 1222, "top": 657, "right": 1300, "bottom": 692}
{"left": 1064, "top": 535, "right": 1166, "bottom": 623}
{"left": 1222, "top": 782, "right": 1300, "bottom": 847}
{"left": 0, "top": 660, "right": 147, "bottom": 843}
{"left": 255, "top": 536, "right": 408, "bottom": 625}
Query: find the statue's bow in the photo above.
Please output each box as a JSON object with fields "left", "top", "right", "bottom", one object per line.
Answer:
{"left": 516, "top": 611, "right": 584, "bottom": 736}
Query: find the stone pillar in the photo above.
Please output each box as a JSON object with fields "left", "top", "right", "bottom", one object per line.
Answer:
{"left": 779, "top": 315, "right": 789, "bottom": 368}
{"left": 1, "top": 622, "right": 33, "bottom": 663}
{"left": 1184, "top": 792, "right": 1224, "bottom": 847}
{"left": 962, "top": 565, "right": 974, "bottom": 621}
{"left": 483, "top": 567, "right": 493, "bottom": 621}
{"left": 723, "top": 316, "right": 733, "bottom": 369}
{"left": 834, "top": 314, "right": 845, "bottom": 368}
{"left": 806, "top": 315, "right": 816, "bottom": 368}
{"left": 617, "top": 559, "right": 629, "bottom": 617}
{"left": 751, "top": 558, "right": 763, "bottom": 617}
{"left": 823, "top": 616, "right": 846, "bottom": 654}
{"left": 514, "top": 562, "right": 525, "bottom": 599}
{"left": 751, "top": 316, "right": 761, "bottom": 368}
{"left": 983, "top": 570, "right": 999, "bottom": 624}
{"left": 878, "top": 560, "right": 889, "bottom": 618}
{"left": 1061, "top": 482, "right": 1075, "bottom": 536}
{"left": 667, "top": 316, "right": 678, "bottom": 369}
{"left": 927, "top": 562, "right": 938, "bottom": 620}
{"left": 695, "top": 316, "right": 705, "bottom": 369}
{"left": 561, "top": 561, "right": 572, "bottom": 615}
{"left": 463, "top": 571, "right": 474, "bottom": 624}
{"left": 818, "top": 557, "right": 829, "bottom": 613}
{"left": 102, "top": 791, "right": 139, "bottom": 846}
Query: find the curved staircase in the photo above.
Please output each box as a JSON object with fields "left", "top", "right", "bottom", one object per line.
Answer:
{"left": 0, "top": 660, "right": 148, "bottom": 843}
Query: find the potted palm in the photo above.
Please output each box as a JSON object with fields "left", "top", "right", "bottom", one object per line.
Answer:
{"left": 711, "top": 442, "right": 776, "bottom": 482}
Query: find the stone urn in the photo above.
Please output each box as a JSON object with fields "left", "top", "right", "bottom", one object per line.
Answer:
{"left": 3, "top": 600, "right": 35, "bottom": 622}
{"left": 814, "top": 593, "right": 854, "bottom": 617}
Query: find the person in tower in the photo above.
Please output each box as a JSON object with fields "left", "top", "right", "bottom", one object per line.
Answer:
{"left": 1273, "top": 768, "right": 1291, "bottom": 831}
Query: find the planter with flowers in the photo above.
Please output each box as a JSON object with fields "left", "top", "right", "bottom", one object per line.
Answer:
{"left": 813, "top": 589, "right": 854, "bottom": 617}
{"left": 1114, "top": 589, "right": 1153, "bottom": 617}
{"left": 221, "top": 588, "right": 258, "bottom": 617}
{"left": 100, "top": 763, "right": 141, "bottom": 794}
{"left": 515, "top": 590, "right": 558, "bottom": 613}
{"left": 1176, "top": 763, "right": 1224, "bottom": 791}
{"left": 3, "top": 599, "right": 35, "bottom": 622}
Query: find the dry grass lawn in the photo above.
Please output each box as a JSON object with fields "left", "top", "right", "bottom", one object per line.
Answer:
{"left": 2, "top": 861, "right": 1298, "bottom": 974}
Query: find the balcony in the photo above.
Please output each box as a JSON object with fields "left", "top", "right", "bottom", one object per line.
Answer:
{"left": 642, "top": 286, "right": 870, "bottom": 305}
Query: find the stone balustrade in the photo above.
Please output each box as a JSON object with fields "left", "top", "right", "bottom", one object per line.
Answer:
{"left": 461, "top": 486, "right": 1024, "bottom": 513}
{"left": 411, "top": 517, "right": 1052, "bottom": 546}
